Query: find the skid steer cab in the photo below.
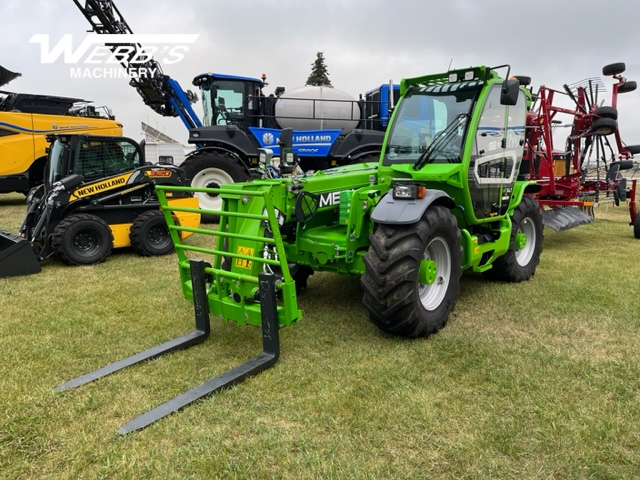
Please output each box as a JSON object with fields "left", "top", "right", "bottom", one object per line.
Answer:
{"left": 0, "top": 134, "right": 200, "bottom": 277}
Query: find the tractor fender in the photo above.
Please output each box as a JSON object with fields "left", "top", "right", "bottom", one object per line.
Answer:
{"left": 371, "top": 189, "right": 455, "bottom": 225}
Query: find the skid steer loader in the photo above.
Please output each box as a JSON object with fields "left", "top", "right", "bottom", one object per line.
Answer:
{"left": 0, "top": 134, "right": 200, "bottom": 277}
{"left": 57, "top": 65, "right": 546, "bottom": 433}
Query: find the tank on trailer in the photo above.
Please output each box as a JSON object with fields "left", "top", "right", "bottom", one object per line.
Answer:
{"left": 275, "top": 86, "right": 361, "bottom": 134}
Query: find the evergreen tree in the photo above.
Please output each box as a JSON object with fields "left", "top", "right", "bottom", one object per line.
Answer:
{"left": 305, "top": 52, "right": 332, "bottom": 87}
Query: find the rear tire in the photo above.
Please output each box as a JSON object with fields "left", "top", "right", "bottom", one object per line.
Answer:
{"left": 634, "top": 213, "right": 640, "bottom": 239}
{"left": 361, "top": 206, "right": 462, "bottom": 338}
{"left": 181, "top": 152, "right": 250, "bottom": 223}
{"left": 51, "top": 213, "right": 113, "bottom": 266}
{"left": 483, "top": 196, "right": 543, "bottom": 282}
{"left": 129, "top": 210, "right": 174, "bottom": 256}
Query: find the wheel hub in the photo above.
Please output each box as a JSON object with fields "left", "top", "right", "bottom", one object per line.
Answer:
{"left": 419, "top": 259, "right": 437, "bottom": 285}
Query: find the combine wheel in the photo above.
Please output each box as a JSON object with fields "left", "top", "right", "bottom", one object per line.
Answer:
{"left": 483, "top": 197, "right": 543, "bottom": 282}
{"left": 603, "top": 62, "right": 626, "bottom": 76}
{"left": 181, "top": 152, "right": 250, "bottom": 223}
{"left": 634, "top": 213, "right": 640, "bottom": 239}
{"left": 129, "top": 210, "right": 174, "bottom": 256}
{"left": 590, "top": 118, "right": 617, "bottom": 136}
{"left": 361, "top": 206, "right": 462, "bottom": 338}
{"left": 51, "top": 214, "right": 113, "bottom": 266}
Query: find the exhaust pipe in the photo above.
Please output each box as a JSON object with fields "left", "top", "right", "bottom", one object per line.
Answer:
{"left": 0, "top": 229, "right": 41, "bottom": 278}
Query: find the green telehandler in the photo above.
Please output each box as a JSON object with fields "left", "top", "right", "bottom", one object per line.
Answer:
{"left": 57, "top": 65, "right": 544, "bottom": 433}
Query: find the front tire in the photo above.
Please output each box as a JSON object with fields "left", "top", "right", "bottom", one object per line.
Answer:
{"left": 634, "top": 213, "right": 640, "bottom": 239}
{"left": 181, "top": 152, "right": 250, "bottom": 223}
{"left": 129, "top": 210, "right": 174, "bottom": 256}
{"left": 483, "top": 196, "right": 543, "bottom": 282}
{"left": 51, "top": 214, "right": 113, "bottom": 266}
{"left": 361, "top": 206, "right": 462, "bottom": 338}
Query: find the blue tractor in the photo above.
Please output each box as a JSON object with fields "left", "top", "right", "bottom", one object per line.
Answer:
{"left": 72, "top": 0, "right": 399, "bottom": 218}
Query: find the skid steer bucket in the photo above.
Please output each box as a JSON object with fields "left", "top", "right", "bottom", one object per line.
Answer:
{"left": 0, "top": 229, "right": 41, "bottom": 278}
{"left": 542, "top": 207, "right": 594, "bottom": 232}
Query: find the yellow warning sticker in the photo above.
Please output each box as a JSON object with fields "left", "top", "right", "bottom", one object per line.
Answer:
{"left": 235, "top": 246, "right": 254, "bottom": 269}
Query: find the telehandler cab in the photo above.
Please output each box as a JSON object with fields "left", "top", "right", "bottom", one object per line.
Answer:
{"left": 0, "top": 134, "right": 200, "bottom": 277}
{"left": 57, "top": 65, "right": 544, "bottom": 433}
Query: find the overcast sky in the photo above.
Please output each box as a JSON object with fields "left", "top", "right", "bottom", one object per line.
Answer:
{"left": 3, "top": 0, "right": 640, "bottom": 149}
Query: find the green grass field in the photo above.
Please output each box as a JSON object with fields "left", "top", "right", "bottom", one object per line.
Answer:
{"left": 1, "top": 192, "right": 639, "bottom": 479}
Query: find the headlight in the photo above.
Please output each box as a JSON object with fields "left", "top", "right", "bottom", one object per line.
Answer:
{"left": 392, "top": 184, "right": 426, "bottom": 200}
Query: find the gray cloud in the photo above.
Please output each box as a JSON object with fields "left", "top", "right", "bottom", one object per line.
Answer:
{"left": 3, "top": 0, "right": 639, "bottom": 146}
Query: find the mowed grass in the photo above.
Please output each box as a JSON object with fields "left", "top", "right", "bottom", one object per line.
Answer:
{"left": 1, "top": 192, "right": 639, "bottom": 479}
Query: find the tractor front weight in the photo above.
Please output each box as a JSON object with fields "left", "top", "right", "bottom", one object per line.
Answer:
{"left": 55, "top": 183, "right": 300, "bottom": 433}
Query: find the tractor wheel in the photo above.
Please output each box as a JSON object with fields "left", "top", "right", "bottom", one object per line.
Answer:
{"left": 483, "top": 197, "right": 543, "bottom": 282}
{"left": 291, "top": 264, "right": 314, "bottom": 291}
{"left": 181, "top": 152, "right": 250, "bottom": 223}
{"left": 129, "top": 210, "right": 174, "bottom": 256}
{"left": 618, "top": 81, "right": 637, "bottom": 94}
{"left": 361, "top": 206, "right": 462, "bottom": 338}
{"left": 51, "top": 213, "right": 113, "bottom": 266}
{"left": 634, "top": 213, "right": 640, "bottom": 239}
{"left": 594, "top": 106, "right": 618, "bottom": 120}
{"left": 590, "top": 118, "right": 617, "bottom": 136}
{"left": 603, "top": 62, "right": 626, "bottom": 76}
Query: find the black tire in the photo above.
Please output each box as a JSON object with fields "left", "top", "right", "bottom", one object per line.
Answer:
{"left": 129, "top": 210, "right": 174, "bottom": 256}
{"left": 291, "top": 264, "right": 314, "bottom": 291}
{"left": 590, "top": 117, "right": 617, "bottom": 136}
{"left": 181, "top": 152, "right": 250, "bottom": 223}
{"left": 361, "top": 206, "right": 462, "bottom": 338}
{"left": 625, "top": 144, "right": 640, "bottom": 155}
{"left": 610, "top": 160, "right": 635, "bottom": 171}
{"left": 51, "top": 213, "right": 113, "bottom": 266}
{"left": 618, "top": 81, "right": 637, "bottom": 94}
{"left": 634, "top": 213, "right": 640, "bottom": 239}
{"left": 483, "top": 196, "right": 543, "bottom": 282}
{"left": 593, "top": 106, "right": 618, "bottom": 120}
{"left": 603, "top": 62, "right": 625, "bottom": 76}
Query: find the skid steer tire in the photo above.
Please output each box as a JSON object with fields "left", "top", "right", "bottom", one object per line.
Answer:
{"left": 361, "top": 206, "right": 462, "bottom": 338}
{"left": 51, "top": 213, "right": 113, "bottom": 266}
{"left": 634, "top": 213, "right": 640, "bottom": 239}
{"left": 130, "top": 210, "right": 174, "bottom": 256}
{"left": 181, "top": 152, "right": 250, "bottom": 223}
{"left": 483, "top": 197, "right": 543, "bottom": 282}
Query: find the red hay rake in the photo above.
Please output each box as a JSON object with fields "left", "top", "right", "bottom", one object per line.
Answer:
{"left": 520, "top": 62, "right": 639, "bottom": 232}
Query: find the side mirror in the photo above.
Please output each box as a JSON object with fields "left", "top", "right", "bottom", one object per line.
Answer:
{"left": 500, "top": 79, "right": 520, "bottom": 106}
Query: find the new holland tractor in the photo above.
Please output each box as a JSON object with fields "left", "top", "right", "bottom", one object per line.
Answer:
{"left": 57, "top": 65, "right": 545, "bottom": 433}
{"left": 0, "top": 134, "right": 200, "bottom": 277}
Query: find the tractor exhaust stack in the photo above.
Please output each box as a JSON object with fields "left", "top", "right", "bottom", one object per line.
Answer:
{"left": 0, "top": 229, "right": 41, "bottom": 278}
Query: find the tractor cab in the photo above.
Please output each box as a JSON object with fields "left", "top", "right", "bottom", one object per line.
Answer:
{"left": 193, "top": 73, "right": 265, "bottom": 130}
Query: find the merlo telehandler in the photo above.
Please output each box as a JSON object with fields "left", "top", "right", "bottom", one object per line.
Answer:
{"left": 56, "top": 65, "right": 545, "bottom": 433}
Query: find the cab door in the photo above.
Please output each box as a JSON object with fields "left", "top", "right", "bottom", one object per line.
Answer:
{"left": 468, "top": 84, "right": 527, "bottom": 220}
